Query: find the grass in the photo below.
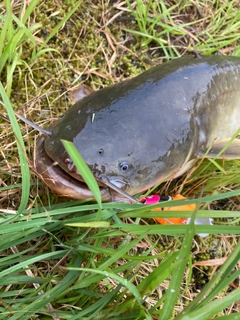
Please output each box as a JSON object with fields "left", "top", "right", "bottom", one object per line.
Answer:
{"left": 0, "top": 0, "right": 240, "bottom": 319}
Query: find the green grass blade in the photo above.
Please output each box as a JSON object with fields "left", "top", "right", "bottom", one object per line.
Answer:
{"left": 216, "top": 315, "right": 240, "bottom": 320}
{"left": 70, "top": 267, "right": 142, "bottom": 306}
{"left": 5, "top": 0, "right": 13, "bottom": 41}
{"left": 178, "top": 289, "right": 240, "bottom": 320}
{"left": 66, "top": 221, "right": 110, "bottom": 228}
{"left": 61, "top": 140, "right": 102, "bottom": 208}
{"left": 111, "top": 223, "right": 240, "bottom": 236}
{"left": 0, "top": 83, "right": 30, "bottom": 213}
{"left": 20, "top": 0, "right": 40, "bottom": 25}
{"left": 0, "top": 251, "right": 66, "bottom": 278}
{"left": 0, "top": 14, "right": 9, "bottom": 56}
{"left": 159, "top": 208, "right": 197, "bottom": 319}
{"left": 70, "top": 286, "right": 122, "bottom": 319}
{"left": 6, "top": 53, "right": 19, "bottom": 97}
{"left": 11, "top": 14, "right": 38, "bottom": 45}
{"left": 98, "top": 234, "right": 147, "bottom": 271}
{"left": 137, "top": 252, "right": 179, "bottom": 294}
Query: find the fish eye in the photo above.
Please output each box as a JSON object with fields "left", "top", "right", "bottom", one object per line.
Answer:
{"left": 119, "top": 161, "right": 129, "bottom": 171}
{"left": 98, "top": 148, "right": 104, "bottom": 156}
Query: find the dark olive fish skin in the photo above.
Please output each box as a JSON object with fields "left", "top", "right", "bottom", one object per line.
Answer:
{"left": 36, "top": 55, "right": 240, "bottom": 199}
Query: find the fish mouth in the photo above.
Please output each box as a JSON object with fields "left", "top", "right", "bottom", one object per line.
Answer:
{"left": 33, "top": 135, "right": 135, "bottom": 202}
{"left": 97, "top": 174, "right": 138, "bottom": 203}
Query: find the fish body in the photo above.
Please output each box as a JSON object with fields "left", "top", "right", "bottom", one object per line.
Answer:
{"left": 34, "top": 55, "right": 240, "bottom": 200}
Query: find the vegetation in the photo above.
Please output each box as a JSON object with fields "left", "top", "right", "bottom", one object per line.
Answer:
{"left": 0, "top": 0, "right": 239, "bottom": 319}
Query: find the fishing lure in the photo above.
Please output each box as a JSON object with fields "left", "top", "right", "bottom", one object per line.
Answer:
{"left": 140, "top": 194, "right": 213, "bottom": 237}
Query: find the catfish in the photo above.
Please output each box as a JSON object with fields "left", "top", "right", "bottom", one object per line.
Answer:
{"left": 17, "top": 55, "right": 240, "bottom": 201}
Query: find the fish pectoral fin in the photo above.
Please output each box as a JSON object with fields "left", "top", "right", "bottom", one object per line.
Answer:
{"left": 199, "top": 138, "right": 240, "bottom": 159}
{"left": 69, "top": 84, "right": 95, "bottom": 103}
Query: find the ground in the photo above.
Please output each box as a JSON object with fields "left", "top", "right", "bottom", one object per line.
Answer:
{"left": 0, "top": 1, "right": 239, "bottom": 319}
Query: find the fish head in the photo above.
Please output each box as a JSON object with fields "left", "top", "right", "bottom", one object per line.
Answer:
{"left": 43, "top": 109, "right": 177, "bottom": 198}
{"left": 43, "top": 122, "right": 148, "bottom": 196}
